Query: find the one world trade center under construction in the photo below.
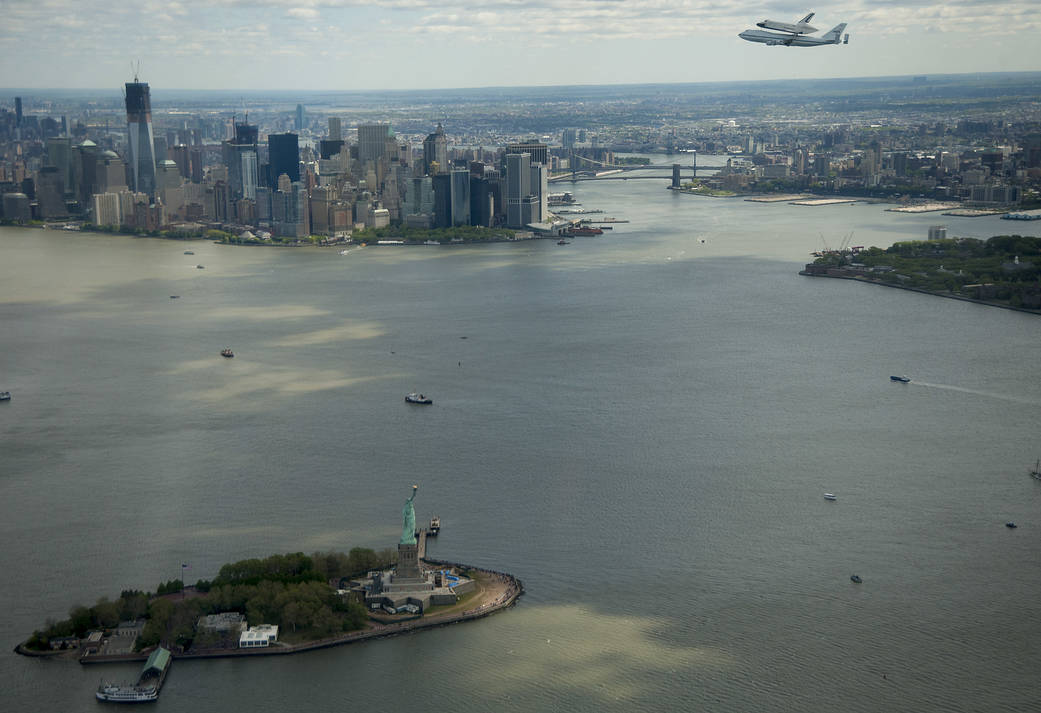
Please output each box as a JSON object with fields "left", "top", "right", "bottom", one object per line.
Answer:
{"left": 125, "top": 80, "right": 157, "bottom": 197}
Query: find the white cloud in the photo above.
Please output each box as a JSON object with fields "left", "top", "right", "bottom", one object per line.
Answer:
{"left": 4, "top": 0, "right": 1040, "bottom": 87}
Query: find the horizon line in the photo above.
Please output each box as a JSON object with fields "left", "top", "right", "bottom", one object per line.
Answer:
{"left": 2, "top": 70, "right": 1040, "bottom": 95}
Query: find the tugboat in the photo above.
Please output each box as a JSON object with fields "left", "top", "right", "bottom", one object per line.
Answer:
{"left": 429, "top": 516, "right": 441, "bottom": 536}
{"left": 405, "top": 392, "right": 432, "bottom": 405}
{"left": 220, "top": 348, "right": 234, "bottom": 358}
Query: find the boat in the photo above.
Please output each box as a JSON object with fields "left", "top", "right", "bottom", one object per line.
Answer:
{"left": 405, "top": 393, "right": 432, "bottom": 405}
{"left": 339, "top": 249, "right": 350, "bottom": 255}
{"left": 169, "top": 295, "right": 180, "bottom": 299}
{"left": 890, "top": 375, "right": 910, "bottom": 383}
{"left": 566, "top": 226, "right": 604, "bottom": 236}
{"left": 850, "top": 574, "right": 863, "bottom": 583}
{"left": 0, "top": 391, "right": 11, "bottom": 401}
{"left": 429, "top": 516, "right": 441, "bottom": 535}
{"left": 823, "top": 493, "right": 837, "bottom": 501}
{"left": 183, "top": 250, "right": 194, "bottom": 255}
{"left": 1030, "top": 459, "right": 1041, "bottom": 481}
{"left": 220, "top": 348, "right": 234, "bottom": 358}
{"left": 557, "top": 239, "right": 569, "bottom": 245}
{"left": 96, "top": 646, "right": 170, "bottom": 703}
{"left": 1006, "top": 522, "right": 1018, "bottom": 529}
{"left": 95, "top": 684, "right": 158, "bottom": 703}
{"left": 196, "top": 264, "right": 205, "bottom": 269}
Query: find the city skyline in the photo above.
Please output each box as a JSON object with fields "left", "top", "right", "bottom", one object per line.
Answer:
{"left": 2, "top": 1, "right": 1040, "bottom": 90}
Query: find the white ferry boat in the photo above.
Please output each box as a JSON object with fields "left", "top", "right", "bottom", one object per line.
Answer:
{"left": 95, "top": 684, "right": 158, "bottom": 703}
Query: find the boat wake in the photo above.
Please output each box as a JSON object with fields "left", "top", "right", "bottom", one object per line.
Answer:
{"left": 910, "top": 381, "right": 1041, "bottom": 406}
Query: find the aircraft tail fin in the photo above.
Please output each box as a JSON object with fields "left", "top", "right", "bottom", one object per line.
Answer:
{"left": 823, "top": 23, "right": 846, "bottom": 42}
{"left": 800, "top": 13, "right": 815, "bottom": 24}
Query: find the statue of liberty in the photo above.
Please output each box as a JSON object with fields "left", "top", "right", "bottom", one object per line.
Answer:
{"left": 400, "top": 484, "right": 418, "bottom": 545}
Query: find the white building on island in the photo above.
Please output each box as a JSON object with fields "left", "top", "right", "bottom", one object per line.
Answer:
{"left": 239, "top": 624, "right": 279, "bottom": 648}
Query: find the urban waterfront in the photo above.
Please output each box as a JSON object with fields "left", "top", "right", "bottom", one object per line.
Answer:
{"left": 2, "top": 173, "right": 1040, "bottom": 712}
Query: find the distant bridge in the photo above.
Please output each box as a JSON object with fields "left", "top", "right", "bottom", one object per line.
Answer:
{"left": 548, "top": 167, "right": 714, "bottom": 183}
{"left": 548, "top": 153, "right": 713, "bottom": 182}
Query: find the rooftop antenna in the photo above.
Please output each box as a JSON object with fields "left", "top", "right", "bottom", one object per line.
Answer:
{"left": 131, "top": 60, "right": 140, "bottom": 83}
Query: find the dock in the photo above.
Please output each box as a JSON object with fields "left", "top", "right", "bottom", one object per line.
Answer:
{"left": 789, "top": 198, "right": 858, "bottom": 206}
{"left": 94, "top": 646, "right": 171, "bottom": 702}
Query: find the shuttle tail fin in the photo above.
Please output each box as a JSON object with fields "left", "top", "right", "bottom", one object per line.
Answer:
{"left": 800, "top": 13, "right": 815, "bottom": 24}
{"left": 823, "top": 23, "right": 847, "bottom": 43}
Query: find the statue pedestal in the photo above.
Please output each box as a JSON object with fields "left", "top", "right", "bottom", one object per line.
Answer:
{"left": 396, "top": 543, "right": 421, "bottom": 580}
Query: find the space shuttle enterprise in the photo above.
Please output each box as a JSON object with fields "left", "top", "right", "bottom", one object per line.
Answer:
{"left": 739, "top": 12, "right": 849, "bottom": 47}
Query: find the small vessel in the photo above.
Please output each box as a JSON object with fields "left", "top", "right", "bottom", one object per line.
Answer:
{"left": 339, "top": 249, "right": 350, "bottom": 255}
{"left": 184, "top": 250, "right": 195, "bottom": 255}
{"left": 890, "top": 375, "right": 910, "bottom": 383}
{"left": 557, "top": 239, "right": 569, "bottom": 245}
{"left": 0, "top": 391, "right": 11, "bottom": 401}
{"left": 850, "top": 574, "right": 863, "bottom": 584}
{"left": 220, "top": 348, "right": 234, "bottom": 358}
{"left": 823, "top": 493, "right": 837, "bottom": 501}
{"left": 95, "top": 684, "right": 159, "bottom": 703}
{"left": 196, "top": 264, "right": 205, "bottom": 269}
{"left": 169, "top": 295, "right": 180, "bottom": 299}
{"left": 1030, "top": 459, "right": 1041, "bottom": 481}
{"left": 405, "top": 392, "right": 432, "bottom": 405}
{"left": 429, "top": 516, "right": 441, "bottom": 535}
{"left": 1006, "top": 522, "right": 1018, "bottom": 529}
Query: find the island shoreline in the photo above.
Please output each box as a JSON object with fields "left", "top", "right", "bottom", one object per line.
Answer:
{"left": 15, "top": 560, "right": 523, "bottom": 665}
{"left": 799, "top": 270, "right": 1041, "bottom": 316}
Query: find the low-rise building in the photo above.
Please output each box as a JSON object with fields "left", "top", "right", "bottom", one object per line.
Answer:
{"left": 239, "top": 624, "right": 279, "bottom": 648}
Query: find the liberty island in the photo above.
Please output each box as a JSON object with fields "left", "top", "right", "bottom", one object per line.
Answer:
{"left": 16, "top": 485, "right": 522, "bottom": 672}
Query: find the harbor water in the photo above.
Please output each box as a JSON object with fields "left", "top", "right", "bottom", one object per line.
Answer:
{"left": 2, "top": 165, "right": 1040, "bottom": 711}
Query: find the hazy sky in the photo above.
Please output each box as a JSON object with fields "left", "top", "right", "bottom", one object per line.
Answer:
{"left": 2, "top": 0, "right": 1040, "bottom": 89}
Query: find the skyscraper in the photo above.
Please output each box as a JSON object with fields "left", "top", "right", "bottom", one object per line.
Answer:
{"left": 506, "top": 153, "right": 531, "bottom": 228}
{"left": 295, "top": 104, "right": 305, "bottom": 132}
{"left": 450, "top": 168, "right": 471, "bottom": 226}
{"left": 125, "top": 81, "right": 158, "bottom": 197}
{"left": 14, "top": 96, "right": 22, "bottom": 127}
{"left": 423, "top": 124, "right": 448, "bottom": 175}
{"left": 328, "top": 117, "right": 342, "bottom": 142}
{"left": 267, "top": 133, "right": 300, "bottom": 188}
{"left": 224, "top": 120, "right": 259, "bottom": 201}
{"left": 358, "top": 123, "right": 392, "bottom": 166}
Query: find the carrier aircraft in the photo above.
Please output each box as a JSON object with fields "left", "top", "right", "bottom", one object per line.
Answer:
{"left": 739, "top": 13, "right": 849, "bottom": 47}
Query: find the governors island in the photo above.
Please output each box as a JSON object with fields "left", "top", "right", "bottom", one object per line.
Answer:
{"left": 16, "top": 485, "right": 523, "bottom": 671}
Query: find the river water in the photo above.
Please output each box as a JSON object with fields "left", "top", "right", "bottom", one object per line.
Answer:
{"left": 2, "top": 162, "right": 1040, "bottom": 712}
